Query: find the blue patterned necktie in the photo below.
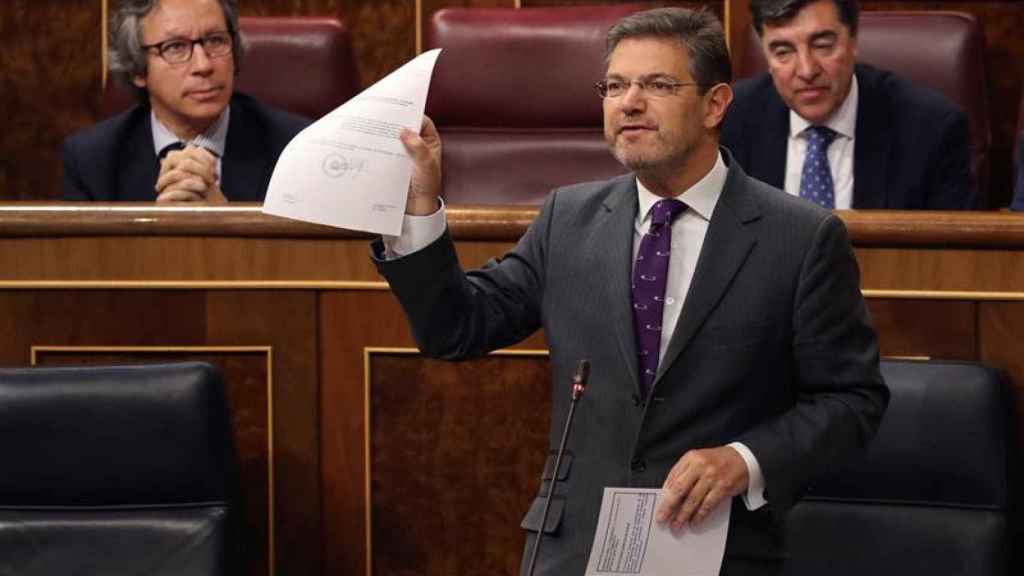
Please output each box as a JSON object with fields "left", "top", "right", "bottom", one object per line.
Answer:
{"left": 800, "top": 125, "right": 838, "bottom": 208}
{"left": 631, "top": 198, "right": 686, "bottom": 398}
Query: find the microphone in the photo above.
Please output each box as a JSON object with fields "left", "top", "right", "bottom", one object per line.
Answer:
{"left": 526, "top": 359, "right": 590, "bottom": 576}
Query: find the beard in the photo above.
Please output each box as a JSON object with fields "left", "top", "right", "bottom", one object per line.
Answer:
{"left": 609, "top": 130, "right": 695, "bottom": 174}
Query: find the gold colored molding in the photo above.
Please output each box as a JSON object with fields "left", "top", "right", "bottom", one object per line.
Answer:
{"left": 415, "top": 0, "right": 422, "bottom": 55}
{"left": 101, "top": 0, "right": 108, "bottom": 90}
{"left": 5, "top": 283, "right": 1024, "bottom": 301}
{"left": 0, "top": 281, "right": 389, "bottom": 290}
{"left": 862, "top": 289, "right": 1024, "bottom": 301}
{"left": 31, "top": 345, "right": 276, "bottom": 576}
{"left": 361, "top": 346, "right": 549, "bottom": 576}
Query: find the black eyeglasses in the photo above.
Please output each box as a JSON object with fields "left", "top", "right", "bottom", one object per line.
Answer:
{"left": 141, "top": 31, "right": 233, "bottom": 65}
{"left": 595, "top": 77, "right": 705, "bottom": 99}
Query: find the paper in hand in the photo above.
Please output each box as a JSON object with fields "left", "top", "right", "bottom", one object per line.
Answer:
{"left": 262, "top": 49, "right": 442, "bottom": 235}
{"left": 585, "top": 488, "right": 730, "bottom": 576}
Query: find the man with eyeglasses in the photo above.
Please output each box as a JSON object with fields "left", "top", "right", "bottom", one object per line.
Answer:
{"left": 721, "top": 0, "right": 976, "bottom": 210}
{"left": 373, "top": 7, "right": 887, "bottom": 576}
{"left": 62, "top": 0, "right": 309, "bottom": 202}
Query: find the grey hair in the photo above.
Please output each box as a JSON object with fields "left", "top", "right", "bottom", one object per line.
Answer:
{"left": 108, "top": 0, "right": 247, "bottom": 101}
{"left": 605, "top": 7, "right": 732, "bottom": 94}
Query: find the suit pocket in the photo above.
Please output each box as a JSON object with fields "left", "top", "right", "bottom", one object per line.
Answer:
{"left": 520, "top": 496, "right": 566, "bottom": 535}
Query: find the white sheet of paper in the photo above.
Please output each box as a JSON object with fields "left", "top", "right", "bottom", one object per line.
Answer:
{"left": 585, "top": 488, "right": 730, "bottom": 576}
{"left": 262, "top": 49, "right": 442, "bottom": 235}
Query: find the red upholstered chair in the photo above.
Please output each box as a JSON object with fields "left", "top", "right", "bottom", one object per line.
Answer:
{"left": 734, "top": 11, "right": 992, "bottom": 206}
{"left": 102, "top": 17, "right": 360, "bottom": 120}
{"left": 424, "top": 5, "right": 652, "bottom": 205}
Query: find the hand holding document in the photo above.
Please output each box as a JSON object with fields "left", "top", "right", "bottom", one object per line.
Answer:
{"left": 585, "top": 488, "right": 730, "bottom": 576}
{"left": 262, "top": 49, "right": 442, "bottom": 235}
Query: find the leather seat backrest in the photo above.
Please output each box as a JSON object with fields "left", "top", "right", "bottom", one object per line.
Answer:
{"left": 424, "top": 5, "right": 654, "bottom": 205}
{"left": 783, "top": 359, "right": 1011, "bottom": 576}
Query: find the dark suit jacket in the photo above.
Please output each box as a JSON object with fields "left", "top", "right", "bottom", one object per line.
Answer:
{"left": 373, "top": 151, "right": 889, "bottom": 575}
{"left": 721, "top": 63, "right": 976, "bottom": 210}
{"left": 1011, "top": 134, "right": 1024, "bottom": 210}
{"left": 62, "top": 92, "right": 309, "bottom": 201}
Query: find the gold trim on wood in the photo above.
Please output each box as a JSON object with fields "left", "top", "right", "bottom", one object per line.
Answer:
{"left": 362, "top": 346, "right": 549, "bottom": 576}
{"left": 0, "top": 281, "right": 390, "bottom": 290}
{"left": 862, "top": 289, "right": 1024, "bottom": 301}
{"left": 30, "top": 345, "right": 276, "bottom": 576}
{"left": 102, "top": 0, "right": 108, "bottom": 90}
{"left": 416, "top": 0, "right": 423, "bottom": 55}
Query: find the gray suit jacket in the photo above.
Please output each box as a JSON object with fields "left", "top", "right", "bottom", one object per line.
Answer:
{"left": 373, "top": 151, "right": 888, "bottom": 575}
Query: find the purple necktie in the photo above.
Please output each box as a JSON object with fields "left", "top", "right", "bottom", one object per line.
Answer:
{"left": 799, "top": 125, "right": 838, "bottom": 208}
{"left": 632, "top": 198, "right": 686, "bottom": 397}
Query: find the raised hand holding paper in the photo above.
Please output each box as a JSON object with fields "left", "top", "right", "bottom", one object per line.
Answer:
{"left": 262, "top": 49, "right": 441, "bottom": 235}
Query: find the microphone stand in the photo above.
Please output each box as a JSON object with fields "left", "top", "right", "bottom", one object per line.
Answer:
{"left": 526, "top": 359, "right": 590, "bottom": 576}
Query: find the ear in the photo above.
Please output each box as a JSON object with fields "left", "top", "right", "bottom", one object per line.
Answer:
{"left": 132, "top": 74, "right": 147, "bottom": 89}
{"left": 703, "top": 83, "right": 734, "bottom": 130}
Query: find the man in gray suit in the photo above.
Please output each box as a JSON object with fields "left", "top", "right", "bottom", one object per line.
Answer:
{"left": 373, "top": 7, "right": 888, "bottom": 576}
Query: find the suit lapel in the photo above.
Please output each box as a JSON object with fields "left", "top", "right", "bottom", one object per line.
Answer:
{"left": 116, "top": 112, "right": 159, "bottom": 201}
{"left": 223, "top": 98, "right": 271, "bottom": 201}
{"left": 655, "top": 157, "right": 760, "bottom": 387}
{"left": 852, "top": 65, "right": 890, "bottom": 209}
{"left": 590, "top": 179, "right": 643, "bottom": 395}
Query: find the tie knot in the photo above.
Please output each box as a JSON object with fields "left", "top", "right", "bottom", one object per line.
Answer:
{"left": 649, "top": 198, "right": 686, "bottom": 227}
{"left": 806, "top": 125, "right": 838, "bottom": 148}
{"left": 158, "top": 141, "right": 186, "bottom": 160}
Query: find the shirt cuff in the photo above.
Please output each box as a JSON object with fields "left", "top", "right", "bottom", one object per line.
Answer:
{"left": 727, "top": 441, "right": 767, "bottom": 510}
{"left": 382, "top": 198, "right": 447, "bottom": 258}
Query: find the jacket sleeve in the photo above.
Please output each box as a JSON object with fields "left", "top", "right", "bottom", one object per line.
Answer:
{"left": 372, "top": 191, "right": 557, "bottom": 360}
{"left": 737, "top": 214, "right": 890, "bottom": 515}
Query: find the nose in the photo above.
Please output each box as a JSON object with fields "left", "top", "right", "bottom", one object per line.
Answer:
{"left": 795, "top": 48, "right": 820, "bottom": 81}
{"left": 190, "top": 42, "right": 214, "bottom": 74}
{"left": 619, "top": 82, "right": 647, "bottom": 112}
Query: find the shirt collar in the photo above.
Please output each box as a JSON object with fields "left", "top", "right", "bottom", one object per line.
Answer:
{"left": 635, "top": 151, "right": 727, "bottom": 224}
{"left": 789, "top": 74, "right": 858, "bottom": 140}
{"left": 150, "top": 105, "right": 230, "bottom": 158}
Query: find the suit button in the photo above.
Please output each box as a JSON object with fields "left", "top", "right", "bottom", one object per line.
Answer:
{"left": 631, "top": 459, "right": 646, "bottom": 473}
{"left": 631, "top": 394, "right": 641, "bottom": 407}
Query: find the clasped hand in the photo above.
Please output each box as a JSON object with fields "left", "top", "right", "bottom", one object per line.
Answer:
{"left": 155, "top": 145, "right": 227, "bottom": 204}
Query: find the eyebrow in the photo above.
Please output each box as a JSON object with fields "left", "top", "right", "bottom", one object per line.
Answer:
{"left": 808, "top": 30, "right": 838, "bottom": 43}
{"left": 605, "top": 73, "right": 680, "bottom": 82}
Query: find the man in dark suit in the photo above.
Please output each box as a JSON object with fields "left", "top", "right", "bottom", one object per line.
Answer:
{"left": 376, "top": 8, "right": 887, "bottom": 576}
{"left": 721, "top": 0, "right": 976, "bottom": 210}
{"left": 62, "top": 0, "right": 307, "bottom": 203}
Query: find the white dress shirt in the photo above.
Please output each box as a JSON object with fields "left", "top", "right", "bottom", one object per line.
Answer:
{"left": 383, "top": 151, "right": 766, "bottom": 509}
{"left": 784, "top": 76, "right": 858, "bottom": 209}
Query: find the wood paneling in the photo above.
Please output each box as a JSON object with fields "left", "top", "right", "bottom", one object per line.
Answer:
{"left": 0, "top": 1, "right": 100, "bottom": 201}
{"left": 868, "top": 299, "right": 977, "bottom": 359}
{"left": 368, "top": 352, "right": 552, "bottom": 576}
